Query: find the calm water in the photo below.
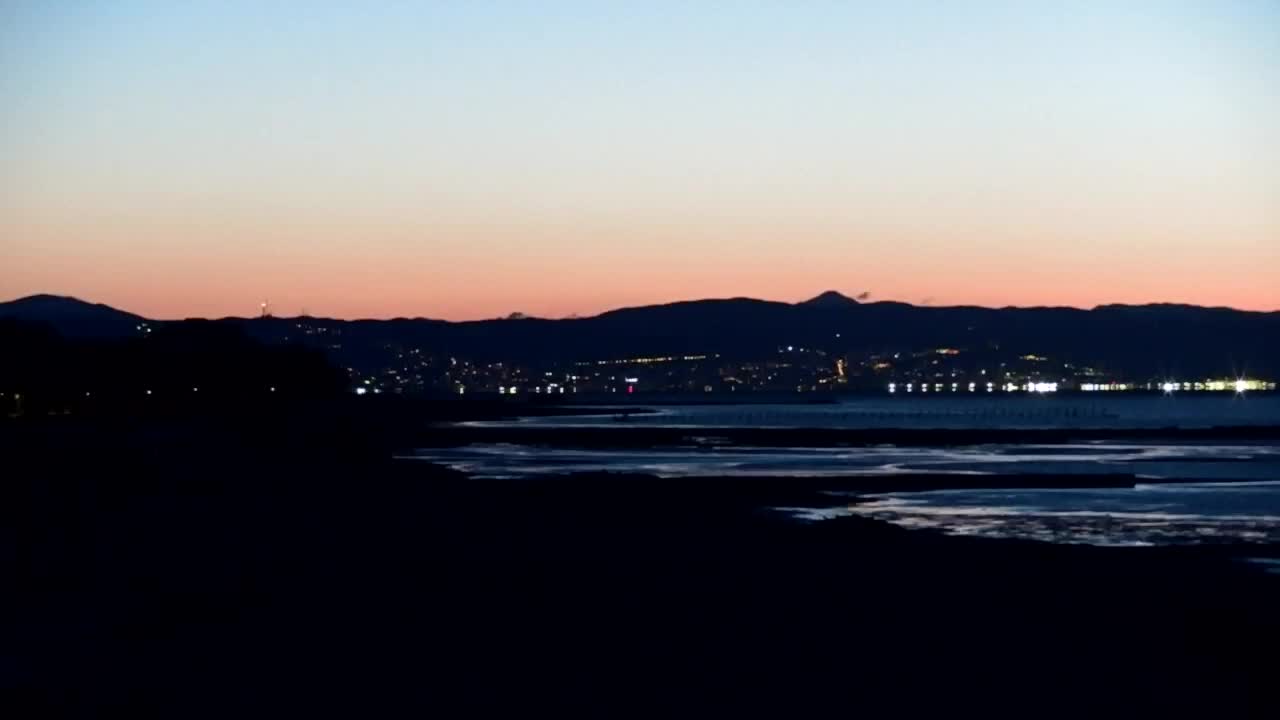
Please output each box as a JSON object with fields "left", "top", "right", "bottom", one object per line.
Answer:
{"left": 484, "top": 394, "right": 1280, "bottom": 430}
{"left": 424, "top": 396, "right": 1280, "bottom": 546}
{"left": 812, "top": 482, "right": 1280, "bottom": 547}
{"left": 414, "top": 441, "right": 1280, "bottom": 546}
{"left": 418, "top": 442, "right": 1280, "bottom": 481}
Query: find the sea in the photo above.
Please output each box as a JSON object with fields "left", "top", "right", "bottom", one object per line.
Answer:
{"left": 416, "top": 395, "right": 1280, "bottom": 548}
{"left": 467, "top": 393, "right": 1280, "bottom": 430}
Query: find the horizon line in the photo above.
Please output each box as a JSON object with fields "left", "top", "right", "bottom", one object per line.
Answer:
{"left": 3, "top": 291, "right": 1276, "bottom": 324}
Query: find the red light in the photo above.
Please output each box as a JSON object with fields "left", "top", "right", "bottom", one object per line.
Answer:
{"left": 627, "top": 385, "right": 634, "bottom": 394}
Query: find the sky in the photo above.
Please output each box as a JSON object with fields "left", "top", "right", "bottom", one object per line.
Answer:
{"left": 2, "top": 1, "right": 1278, "bottom": 320}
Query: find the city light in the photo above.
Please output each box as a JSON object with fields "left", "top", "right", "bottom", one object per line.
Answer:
{"left": 310, "top": 346, "right": 1276, "bottom": 397}
{"left": 355, "top": 387, "right": 368, "bottom": 396}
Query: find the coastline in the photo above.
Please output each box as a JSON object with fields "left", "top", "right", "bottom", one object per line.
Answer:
{"left": 421, "top": 421, "right": 1280, "bottom": 447}
{"left": 6, "top": 413, "right": 1280, "bottom": 714}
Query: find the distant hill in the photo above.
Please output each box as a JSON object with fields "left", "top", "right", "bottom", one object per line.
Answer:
{"left": 798, "top": 290, "right": 861, "bottom": 309}
{"left": 0, "top": 294, "right": 144, "bottom": 339}
{"left": 5, "top": 293, "right": 1279, "bottom": 378}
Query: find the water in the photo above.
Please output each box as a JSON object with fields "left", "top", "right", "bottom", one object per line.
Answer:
{"left": 422, "top": 396, "right": 1280, "bottom": 546}
{"left": 417, "top": 442, "right": 1280, "bottom": 481}
{"left": 413, "top": 441, "right": 1280, "bottom": 546}
{"left": 486, "top": 394, "right": 1280, "bottom": 430}
{"left": 821, "top": 482, "right": 1280, "bottom": 547}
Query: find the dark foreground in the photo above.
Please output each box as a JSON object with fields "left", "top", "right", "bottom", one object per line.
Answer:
{"left": 6, "top": 415, "right": 1280, "bottom": 717}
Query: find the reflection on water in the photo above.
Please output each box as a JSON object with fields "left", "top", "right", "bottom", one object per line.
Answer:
{"left": 412, "top": 441, "right": 1280, "bottom": 546}
{"left": 415, "top": 442, "right": 1280, "bottom": 481}
{"left": 823, "top": 482, "right": 1280, "bottom": 547}
{"left": 483, "top": 395, "right": 1280, "bottom": 430}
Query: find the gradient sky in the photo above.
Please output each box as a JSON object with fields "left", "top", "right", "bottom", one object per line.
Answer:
{"left": 2, "top": 1, "right": 1278, "bottom": 319}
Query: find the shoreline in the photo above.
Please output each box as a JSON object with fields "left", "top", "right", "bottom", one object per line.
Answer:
{"left": 402, "top": 461, "right": 1280, "bottom": 492}
{"left": 420, "top": 422, "right": 1280, "bottom": 448}
{"left": 8, "top": 413, "right": 1280, "bottom": 713}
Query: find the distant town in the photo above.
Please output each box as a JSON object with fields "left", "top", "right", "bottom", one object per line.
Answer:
{"left": 276, "top": 318, "right": 1273, "bottom": 398}
{"left": 3, "top": 294, "right": 1276, "bottom": 414}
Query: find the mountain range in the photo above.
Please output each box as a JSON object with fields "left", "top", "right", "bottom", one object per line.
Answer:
{"left": 3, "top": 292, "right": 1278, "bottom": 378}
{"left": 0, "top": 294, "right": 146, "bottom": 339}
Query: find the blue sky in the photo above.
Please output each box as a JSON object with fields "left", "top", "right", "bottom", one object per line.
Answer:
{"left": 3, "top": 1, "right": 1277, "bottom": 318}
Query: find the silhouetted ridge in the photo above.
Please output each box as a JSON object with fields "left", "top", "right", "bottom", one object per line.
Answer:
{"left": 6, "top": 292, "right": 1279, "bottom": 377}
{"left": 0, "top": 294, "right": 144, "bottom": 338}
{"left": 799, "top": 290, "right": 860, "bottom": 308}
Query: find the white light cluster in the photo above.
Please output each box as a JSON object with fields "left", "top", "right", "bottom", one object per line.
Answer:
{"left": 889, "top": 378, "right": 1267, "bottom": 397}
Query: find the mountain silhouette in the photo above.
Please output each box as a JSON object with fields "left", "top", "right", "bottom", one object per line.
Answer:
{"left": 3, "top": 293, "right": 1278, "bottom": 378}
{"left": 0, "top": 294, "right": 144, "bottom": 338}
{"left": 798, "top": 290, "right": 861, "bottom": 308}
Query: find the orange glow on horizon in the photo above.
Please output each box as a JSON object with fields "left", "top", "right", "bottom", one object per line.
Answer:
{"left": 3, "top": 2, "right": 1277, "bottom": 321}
